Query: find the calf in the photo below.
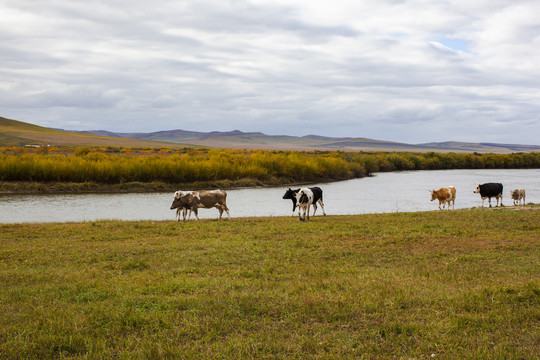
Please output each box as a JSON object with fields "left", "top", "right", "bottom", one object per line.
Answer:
{"left": 473, "top": 183, "right": 503, "bottom": 208}
{"left": 430, "top": 186, "right": 456, "bottom": 210}
{"left": 282, "top": 187, "right": 326, "bottom": 216}
{"left": 511, "top": 188, "right": 526, "bottom": 206}
{"left": 170, "top": 189, "right": 230, "bottom": 221}
{"left": 296, "top": 188, "right": 314, "bottom": 221}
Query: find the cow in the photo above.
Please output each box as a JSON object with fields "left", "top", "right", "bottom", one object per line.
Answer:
{"left": 170, "top": 191, "right": 194, "bottom": 221}
{"left": 473, "top": 183, "right": 503, "bottom": 208}
{"left": 170, "top": 189, "right": 230, "bottom": 221}
{"left": 511, "top": 188, "right": 526, "bottom": 206}
{"left": 430, "top": 186, "right": 456, "bottom": 210}
{"left": 296, "top": 188, "right": 314, "bottom": 221}
{"left": 282, "top": 187, "right": 326, "bottom": 217}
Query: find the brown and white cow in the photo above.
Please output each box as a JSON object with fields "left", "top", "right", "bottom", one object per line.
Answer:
{"left": 430, "top": 186, "right": 456, "bottom": 210}
{"left": 511, "top": 188, "right": 526, "bottom": 206}
{"left": 170, "top": 190, "right": 230, "bottom": 221}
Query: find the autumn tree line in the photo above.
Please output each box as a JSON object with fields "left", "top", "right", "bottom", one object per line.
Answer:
{"left": 1, "top": 147, "right": 539, "bottom": 185}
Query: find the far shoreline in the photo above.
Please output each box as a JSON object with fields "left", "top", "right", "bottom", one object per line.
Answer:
{"left": 0, "top": 178, "right": 343, "bottom": 195}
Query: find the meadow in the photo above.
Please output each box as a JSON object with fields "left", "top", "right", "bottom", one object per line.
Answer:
{"left": 1, "top": 208, "right": 538, "bottom": 359}
{"left": 1, "top": 146, "right": 540, "bottom": 193}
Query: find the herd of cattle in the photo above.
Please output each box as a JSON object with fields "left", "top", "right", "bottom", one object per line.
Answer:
{"left": 170, "top": 183, "right": 527, "bottom": 221}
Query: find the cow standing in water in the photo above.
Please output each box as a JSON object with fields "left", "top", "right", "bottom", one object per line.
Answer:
{"left": 296, "top": 188, "right": 314, "bottom": 221}
{"left": 473, "top": 183, "right": 503, "bottom": 208}
{"left": 282, "top": 187, "right": 326, "bottom": 216}
{"left": 170, "top": 190, "right": 230, "bottom": 221}
{"left": 430, "top": 186, "right": 456, "bottom": 210}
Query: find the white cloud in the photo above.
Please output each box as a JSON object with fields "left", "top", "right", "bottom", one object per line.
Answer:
{"left": 1, "top": 0, "right": 539, "bottom": 144}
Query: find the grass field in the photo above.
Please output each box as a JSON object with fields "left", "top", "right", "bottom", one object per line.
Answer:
{"left": 1, "top": 208, "right": 539, "bottom": 359}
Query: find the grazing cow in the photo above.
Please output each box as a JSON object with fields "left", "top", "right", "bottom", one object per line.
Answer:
{"left": 473, "top": 183, "right": 503, "bottom": 208}
{"left": 282, "top": 187, "right": 326, "bottom": 216}
{"left": 296, "top": 188, "right": 314, "bottom": 221}
{"left": 430, "top": 186, "right": 456, "bottom": 210}
{"left": 511, "top": 188, "right": 526, "bottom": 206}
{"left": 170, "top": 190, "right": 230, "bottom": 221}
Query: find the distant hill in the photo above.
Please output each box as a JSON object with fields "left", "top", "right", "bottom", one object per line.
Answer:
{"left": 0, "top": 117, "right": 189, "bottom": 148}
{"left": 81, "top": 128, "right": 540, "bottom": 153}
{"left": 2, "top": 116, "right": 540, "bottom": 153}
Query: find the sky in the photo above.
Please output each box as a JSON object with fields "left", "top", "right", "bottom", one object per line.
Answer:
{"left": 1, "top": 0, "right": 540, "bottom": 144}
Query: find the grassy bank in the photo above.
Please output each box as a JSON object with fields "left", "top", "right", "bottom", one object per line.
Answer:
{"left": 1, "top": 208, "right": 539, "bottom": 359}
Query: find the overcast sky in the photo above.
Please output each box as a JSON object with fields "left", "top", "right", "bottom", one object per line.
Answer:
{"left": 2, "top": 0, "right": 540, "bottom": 144}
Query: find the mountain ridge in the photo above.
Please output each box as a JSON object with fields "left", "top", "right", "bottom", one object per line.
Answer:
{"left": 2, "top": 116, "right": 539, "bottom": 153}
{"left": 78, "top": 127, "right": 540, "bottom": 153}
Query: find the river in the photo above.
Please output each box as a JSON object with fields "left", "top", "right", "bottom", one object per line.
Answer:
{"left": 0, "top": 169, "right": 538, "bottom": 223}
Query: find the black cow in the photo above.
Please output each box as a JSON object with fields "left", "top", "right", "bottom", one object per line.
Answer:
{"left": 473, "top": 183, "right": 503, "bottom": 207}
{"left": 282, "top": 186, "right": 326, "bottom": 216}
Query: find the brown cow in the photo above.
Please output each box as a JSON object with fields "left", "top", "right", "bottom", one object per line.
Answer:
{"left": 170, "top": 190, "right": 230, "bottom": 221}
{"left": 511, "top": 188, "right": 526, "bottom": 206}
{"left": 430, "top": 186, "right": 456, "bottom": 210}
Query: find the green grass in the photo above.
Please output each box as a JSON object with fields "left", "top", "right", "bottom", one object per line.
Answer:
{"left": 1, "top": 209, "right": 539, "bottom": 359}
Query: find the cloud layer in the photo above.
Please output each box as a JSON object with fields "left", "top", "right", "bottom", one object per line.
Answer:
{"left": 1, "top": 0, "right": 539, "bottom": 144}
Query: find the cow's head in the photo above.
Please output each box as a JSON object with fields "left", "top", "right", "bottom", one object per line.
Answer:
{"left": 282, "top": 188, "right": 298, "bottom": 200}
{"left": 430, "top": 190, "right": 437, "bottom": 201}
{"left": 298, "top": 193, "right": 309, "bottom": 205}
{"left": 473, "top": 184, "right": 480, "bottom": 193}
{"left": 170, "top": 191, "right": 189, "bottom": 209}
{"left": 170, "top": 196, "right": 181, "bottom": 210}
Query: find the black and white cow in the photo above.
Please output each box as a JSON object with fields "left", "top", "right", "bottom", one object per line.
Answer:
{"left": 296, "top": 188, "right": 314, "bottom": 221}
{"left": 282, "top": 187, "right": 326, "bottom": 216}
{"left": 473, "top": 183, "right": 503, "bottom": 208}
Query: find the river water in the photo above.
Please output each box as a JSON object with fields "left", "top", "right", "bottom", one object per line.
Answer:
{"left": 0, "top": 169, "right": 538, "bottom": 223}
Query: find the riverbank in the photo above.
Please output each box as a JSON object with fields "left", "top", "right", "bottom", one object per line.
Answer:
{"left": 0, "top": 177, "right": 319, "bottom": 194}
{"left": 2, "top": 148, "right": 540, "bottom": 195}
{"left": 1, "top": 209, "right": 538, "bottom": 358}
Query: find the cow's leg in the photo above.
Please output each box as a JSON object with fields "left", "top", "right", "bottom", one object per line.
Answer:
{"left": 319, "top": 200, "right": 326, "bottom": 216}
{"left": 193, "top": 208, "right": 200, "bottom": 221}
{"left": 299, "top": 206, "right": 305, "bottom": 221}
{"left": 312, "top": 203, "right": 317, "bottom": 216}
{"left": 488, "top": 197, "right": 492, "bottom": 207}
{"left": 218, "top": 207, "right": 224, "bottom": 219}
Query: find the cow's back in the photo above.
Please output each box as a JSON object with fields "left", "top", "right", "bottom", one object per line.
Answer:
{"left": 481, "top": 183, "right": 503, "bottom": 197}
{"left": 197, "top": 190, "right": 227, "bottom": 207}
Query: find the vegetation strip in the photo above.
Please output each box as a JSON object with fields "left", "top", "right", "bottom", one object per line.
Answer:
{"left": 2, "top": 146, "right": 539, "bottom": 193}
{"left": 1, "top": 208, "right": 538, "bottom": 358}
